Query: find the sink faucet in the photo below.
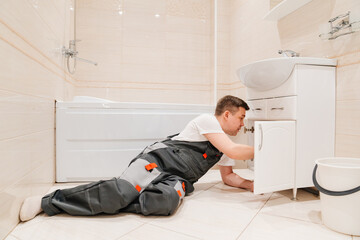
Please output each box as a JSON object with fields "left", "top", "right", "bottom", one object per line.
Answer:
{"left": 278, "top": 50, "right": 300, "bottom": 57}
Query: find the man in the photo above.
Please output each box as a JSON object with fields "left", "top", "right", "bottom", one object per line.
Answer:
{"left": 20, "top": 95, "right": 254, "bottom": 221}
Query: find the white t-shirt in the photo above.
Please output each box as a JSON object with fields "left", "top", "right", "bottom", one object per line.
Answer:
{"left": 172, "top": 114, "right": 235, "bottom": 166}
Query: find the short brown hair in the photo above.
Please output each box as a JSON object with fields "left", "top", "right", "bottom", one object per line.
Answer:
{"left": 215, "top": 95, "right": 249, "bottom": 116}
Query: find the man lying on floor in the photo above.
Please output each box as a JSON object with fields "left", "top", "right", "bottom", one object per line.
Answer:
{"left": 20, "top": 95, "right": 254, "bottom": 221}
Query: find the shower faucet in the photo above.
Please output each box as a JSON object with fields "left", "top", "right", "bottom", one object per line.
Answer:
{"left": 278, "top": 50, "right": 300, "bottom": 57}
{"left": 62, "top": 40, "right": 98, "bottom": 74}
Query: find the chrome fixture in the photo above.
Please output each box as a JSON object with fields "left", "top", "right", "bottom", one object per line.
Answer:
{"left": 63, "top": 0, "right": 97, "bottom": 74}
{"left": 278, "top": 50, "right": 300, "bottom": 57}
{"left": 244, "top": 126, "right": 254, "bottom": 134}
{"left": 62, "top": 40, "right": 98, "bottom": 74}
{"left": 319, "top": 11, "right": 360, "bottom": 40}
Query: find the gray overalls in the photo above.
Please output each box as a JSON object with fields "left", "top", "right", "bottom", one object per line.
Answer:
{"left": 41, "top": 136, "right": 223, "bottom": 216}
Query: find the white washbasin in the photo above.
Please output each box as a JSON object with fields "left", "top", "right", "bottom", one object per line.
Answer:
{"left": 236, "top": 57, "right": 337, "bottom": 91}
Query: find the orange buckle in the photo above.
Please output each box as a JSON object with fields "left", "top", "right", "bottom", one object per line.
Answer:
{"left": 145, "top": 163, "right": 158, "bottom": 171}
{"left": 177, "top": 190, "right": 182, "bottom": 197}
{"left": 182, "top": 182, "right": 186, "bottom": 191}
{"left": 203, "top": 153, "right": 207, "bottom": 159}
{"left": 135, "top": 185, "right": 142, "bottom": 192}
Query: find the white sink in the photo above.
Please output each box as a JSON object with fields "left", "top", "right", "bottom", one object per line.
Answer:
{"left": 236, "top": 57, "right": 337, "bottom": 91}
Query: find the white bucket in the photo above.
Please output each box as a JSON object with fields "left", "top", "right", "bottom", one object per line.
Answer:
{"left": 313, "top": 157, "right": 360, "bottom": 236}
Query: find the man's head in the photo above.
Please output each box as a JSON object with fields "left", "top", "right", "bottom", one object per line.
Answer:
{"left": 215, "top": 95, "right": 249, "bottom": 136}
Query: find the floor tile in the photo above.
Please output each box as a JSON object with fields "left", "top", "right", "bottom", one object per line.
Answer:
{"left": 7, "top": 170, "right": 350, "bottom": 240}
{"left": 238, "top": 213, "right": 352, "bottom": 240}
{"left": 187, "top": 171, "right": 222, "bottom": 199}
{"left": 149, "top": 198, "right": 257, "bottom": 240}
{"left": 260, "top": 189, "right": 322, "bottom": 224}
{"left": 191, "top": 182, "right": 271, "bottom": 211}
{"left": 11, "top": 213, "right": 144, "bottom": 240}
{"left": 117, "top": 223, "right": 200, "bottom": 240}
{"left": 4, "top": 234, "right": 19, "bottom": 240}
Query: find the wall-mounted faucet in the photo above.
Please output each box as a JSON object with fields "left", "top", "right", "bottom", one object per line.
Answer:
{"left": 62, "top": 40, "right": 98, "bottom": 74}
{"left": 278, "top": 49, "right": 300, "bottom": 57}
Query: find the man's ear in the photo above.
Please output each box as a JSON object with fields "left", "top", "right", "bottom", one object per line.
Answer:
{"left": 223, "top": 110, "right": 230, "bottom": 119}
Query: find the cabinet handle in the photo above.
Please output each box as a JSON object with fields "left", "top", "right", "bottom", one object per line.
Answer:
{"left": 253, "top": 108, "right": 262, "bottom": 111}
{"left": 271, "top": 107, "right": 284, "bottom": 110}
{"left": 258, "top": 124, "right": 263, "bottom": 151}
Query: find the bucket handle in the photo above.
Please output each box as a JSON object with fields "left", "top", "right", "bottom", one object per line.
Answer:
{"left": 313, "top": 164, "right": 360, "bottom": 196}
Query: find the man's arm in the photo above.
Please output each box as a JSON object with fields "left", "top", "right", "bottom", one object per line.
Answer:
{"left": 203, "top": 133, "right": 254, "bottom": 160}
{"left": 219, "top": 166, "right": 254, "bottom": 191}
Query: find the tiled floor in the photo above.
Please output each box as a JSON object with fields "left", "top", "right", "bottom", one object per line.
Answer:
{"left": 5, "top": 170, "right": 358, "bottom": 240}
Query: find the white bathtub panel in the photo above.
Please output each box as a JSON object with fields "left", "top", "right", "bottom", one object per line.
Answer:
{"left": 59, "top": 112, "right": 201, "bottom": 140}
{"left": 57, "top": 150, "right": 141, "bottom": 182}
{"left": 56, "top": 101, "right": 214, "bottom": 182}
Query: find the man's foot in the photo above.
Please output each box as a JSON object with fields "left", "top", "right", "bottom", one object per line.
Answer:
{"left": 20, "top": 196, "right": 43, "bottom": 222}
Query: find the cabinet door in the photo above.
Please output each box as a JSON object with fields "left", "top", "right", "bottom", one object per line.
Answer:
{"left": 253, "top": 121, "right": 295, "bottom": 194}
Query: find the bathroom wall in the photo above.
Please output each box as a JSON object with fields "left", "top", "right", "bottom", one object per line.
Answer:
{"left": 0, "top": 0, "right": 74, "bottom": 238}
{"left": 230, "top": 0, "right": 360, "bottom": 157}
{"left": 74, "top": 0, "right": 232, "bottom": 105}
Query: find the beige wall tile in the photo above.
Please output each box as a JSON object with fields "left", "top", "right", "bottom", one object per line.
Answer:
{"left": 124, "top": 30, "right": 165, "bottom": 49}
{"left": 0, "top": 90, "right": 54, "bottom": 141}
{"left": 124, "top": 0, "right": 166, "bottom": 15}
{"left": 124, "top": 12, "right": 166, "bottom": 33}
{"left": 77, "top": 6, "right": 124, "bottom": 29}
{"left": 75, "top": 86, "right": 212, "bottom": 104}
{"left": 0, "top": 156, "right": 54, "bottom": 239}
{"left": 75, "top": 0, "right": 215, "bottom": 104}
{"left": 218, "top": 0, "right": 231, "bottom": 16}
{"left": 0, "top": 40, "right": 64, "bottom": 99}
{"left": 0, "top": 121, "right": 54, "bottom": 194}
{"left": 123, "top": 46, "right": 166, "bottom": 65}
{"left": 336, "top": 134, "right": 360, "bottom": 157}
{"left": 165, "top": 32, "right": 211, "bottom": 51}
{"left": 166, "top": 48, "right": 211, "bottom": 68}
{"left": 0, "top": 0, "right": 66, "bottom": 67}
{"left": 0, "top": 129, "right": 54, "bottom": 239}
{"left": 336, "top": 100, "right": 360, "bottom": 136}
{"left": 337, "top": 61, "right": 360, "bottom": 101}
{"left": 0, "top": 0, "right": 72, "bottom": 237}
{"left": 166, "top": 15, "right": 211, "bottom": 35}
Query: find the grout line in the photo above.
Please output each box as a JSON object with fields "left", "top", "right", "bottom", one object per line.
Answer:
{"left": 235, "top": 192, "right": 273, "bottom": 240}
{"left": 259, "top": 212, "right": 323, "bottom": 225}
{"left": 0, "top": 87, "right": 56, "bottom": 101}
{"left": 337, "top": 60, "right": 360, "bottom": 68}
{"left": 0, "top": 128, "right": 54, "bottom": 143}
{"left": 0, "top": 34, "right": 75, "bottom": 86}
{"left": 188, "top": 181, "right": 221, "bottom": 198}
{"left": 25, "top": 0, "right": 62, "bottom": 46}
{"left": 74, "top": 85, "right": 212, "bottom": 92}
{"left": 0, "top": 18, "right": 77, "bottom": 85}
{"left": 76, "top": 80, "right": 211, "bottom": 86}
{"left": 329, "top": 49, "right": 360, "bottom": 59}
{"left": 147, "top": 222, "right": 202, "bottom": 240}
{"left": 4, "top": 233, "right": 21, "bottom": 240}
{"left": 336, "top": 99, "right": 360, "bottom": 102}
{"left": 113, "top": 221, "right": 147, "bottom": 240}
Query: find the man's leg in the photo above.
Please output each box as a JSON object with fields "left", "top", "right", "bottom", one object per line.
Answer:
{"left": 40, "top": 178, "right": 140, "bottom": 217}
{"left": 123, "top": 175, "right": 188, "bottom": 216}
{"left": 20, "top": 158, "right": 161, "bottom": 221}
{"left": 219, "top": 165, "right": 254, "bottom": 191}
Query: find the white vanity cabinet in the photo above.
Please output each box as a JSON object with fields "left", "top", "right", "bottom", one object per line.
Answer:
{"left": 253, "top": 121, "right": 295, "bottom": 194}
{"left": 238, "top": 61, "right": 336, "bottom": 198}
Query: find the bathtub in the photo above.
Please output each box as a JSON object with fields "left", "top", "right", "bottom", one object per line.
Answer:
{"left": 56, "top": 96, "right": 214, "bottom": 182}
